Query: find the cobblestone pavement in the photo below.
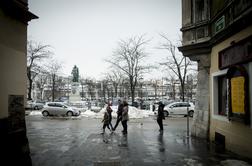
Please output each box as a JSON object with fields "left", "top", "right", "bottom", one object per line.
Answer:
{"left": 26, "top": 115, "right": 252, "bottom": 166}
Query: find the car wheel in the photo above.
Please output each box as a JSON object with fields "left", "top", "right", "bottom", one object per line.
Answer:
{"left": 163, "top": 111, "right": 169, "bottom": 117}
{"left": 188, "top": 110, "right": 194, "bottom": 117}
{"left": 42, "top": 111, "right": 49, "bottom": 117}
{"left": 34, "top": 106, "right": 39, "bottom": 110}
{"left": 66, "top": 111, "right": 73, "bottom": 116}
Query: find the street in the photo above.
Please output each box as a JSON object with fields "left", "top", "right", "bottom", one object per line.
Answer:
{"left": 26, "top": 114, "right": 251, "bottom": 166}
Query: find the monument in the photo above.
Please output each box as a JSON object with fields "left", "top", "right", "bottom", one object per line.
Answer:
{"left": 69, "top": 65, "right": 81, "bottom": 102}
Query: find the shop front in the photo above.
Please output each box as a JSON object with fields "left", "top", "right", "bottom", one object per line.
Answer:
{"left": 210, "top": 27, "right": 252, "bottom": 158}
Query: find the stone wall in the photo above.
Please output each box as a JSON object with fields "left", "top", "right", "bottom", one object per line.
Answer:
{"left": 190, "top": 55, "right": 211, "bottom": 139}
{"left": 0, "top": 1, "right": 37, "bottom": 165}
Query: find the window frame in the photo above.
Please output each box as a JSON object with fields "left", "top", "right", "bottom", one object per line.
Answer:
{"left": 211, "top": 69, "right": 230, "bottom": 122}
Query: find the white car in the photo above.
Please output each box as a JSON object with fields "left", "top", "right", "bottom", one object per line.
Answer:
{"left": 163, "top": 102, "right": 195, "bottom": 117}
{"left": 25, "top": 100, "right": 45, "bottom": 110}
{"left": 42, "top": 102, "right": 81, "bottom": 117}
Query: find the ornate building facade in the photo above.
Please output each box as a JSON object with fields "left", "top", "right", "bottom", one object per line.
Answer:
{"left": 179, "top": 0, "right": 252, "bottom": 158}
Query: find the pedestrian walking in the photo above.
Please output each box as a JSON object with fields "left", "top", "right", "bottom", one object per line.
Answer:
{"left": 152, "top": 104, "right": 156, "bottom": 112}
{"left": 107, "top": 101, "right": 113, "bottom": 130}
{"left": 121, "top": 100, "right": 129, "bottom": 135}
{"left": 157, "top": 101, "right": 165, "bottom": 132}
{"left": 113, "top": 99, "right": 124, "bottom": 131}
{"left": 101, "top": 101, "right": 113, "bottom": 134}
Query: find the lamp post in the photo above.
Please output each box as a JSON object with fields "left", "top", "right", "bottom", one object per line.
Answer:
{"left": 161, "top": 77, "right": 164, "bottom": 101}
{"left": 186, "top": 75, "right": 190, "bottom": 138}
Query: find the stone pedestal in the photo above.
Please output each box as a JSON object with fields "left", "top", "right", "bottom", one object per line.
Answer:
{"left": 69, "top": 82, "right": 81, "bottom": 102}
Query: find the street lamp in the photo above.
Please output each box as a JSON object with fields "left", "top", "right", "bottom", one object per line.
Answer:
{"left": 161, "top": 77, "right": 164, "bottom": 101}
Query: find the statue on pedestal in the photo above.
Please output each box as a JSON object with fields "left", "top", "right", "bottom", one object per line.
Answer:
{"left": 69, "top": 65, "right": 81, "bottom": 102}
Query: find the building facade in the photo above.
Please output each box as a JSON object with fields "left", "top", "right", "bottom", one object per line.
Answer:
{"left": 0, "top": 0, "right": 37, "bottom": 165}
{"left": 179, "top": 0, "right": 252, "bottom": 158}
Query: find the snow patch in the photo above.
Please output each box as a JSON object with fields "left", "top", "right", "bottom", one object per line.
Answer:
{"left": 81, "top": 106, "right": 154, "bottom": 119}
{"left": 29, "top": 111, "right": 42, "bottom": 116}
{"left": 81, "top": 110, "right": 97, "bottom": 117}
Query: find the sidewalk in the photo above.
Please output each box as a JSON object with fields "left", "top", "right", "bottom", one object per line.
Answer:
{"left": 26, "top": 116, "right": 252, "bottom": 166}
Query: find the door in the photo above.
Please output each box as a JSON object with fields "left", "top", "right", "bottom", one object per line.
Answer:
{"left": 169, "top": 103, "right": 181, "bottom": 115}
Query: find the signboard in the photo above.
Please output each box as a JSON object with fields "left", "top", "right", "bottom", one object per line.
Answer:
{"left": 215, "top": 15, "right": 225, "bottom": 34}
{"left": 219, "top": 35, "right": 252, "bottom": 69}
{"left": 231, "top": 76, "right": 245, "bottom": 114}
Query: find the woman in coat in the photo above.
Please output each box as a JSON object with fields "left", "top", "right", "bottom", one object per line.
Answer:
{"left": 102, "top": 101, "right": 113, "bottom": 134}
{"left": 157, "top": 102, "right": 165, "bottom": 132}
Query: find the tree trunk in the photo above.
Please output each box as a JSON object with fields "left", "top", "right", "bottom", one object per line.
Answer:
{"left": 129, "top": 76, "right": 135, "bottom": 104}
{"left": 131, "top": 88, "right": 135, "bottom": 105}
{"left": 114, "top": 85, "right": 118, "bottom": 98}
{"left": 52, "top": 74, "right": 55, "bottom": 101}
{"left": 181, "top": 83, "right": 185, "bottom": 102}
{"left": 28, "top": 78, "right": 32, "bottom": 100}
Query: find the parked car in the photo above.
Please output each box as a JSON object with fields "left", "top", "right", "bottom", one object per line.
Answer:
{"left": 25, "top": 100, "right": 45, "bottom": 110}
{"left": 128, "top": 101, "right": 139, "bottom": 108}
{"left": 41, "top": 102, "right": 81, "bottom": 117}
{"left": 163, "top": 102, "right": 195, "bottom": 117}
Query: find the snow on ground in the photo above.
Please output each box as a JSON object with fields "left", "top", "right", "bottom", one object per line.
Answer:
{"left": 81, "top": 110, "right": 97, "bottom": 117}
{"left": 28, "top": 111, "right": 42, "bottom": 116}
{"left": 81, "top": 105, "right": 154, "bottom": 119}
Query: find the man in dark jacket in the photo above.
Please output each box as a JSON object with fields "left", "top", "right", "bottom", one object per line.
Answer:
{"left": 157, "top": 102, "right": 165, "bottom": 132}
{"left": 113, "top": 99, "right": 124, "bottom": 131}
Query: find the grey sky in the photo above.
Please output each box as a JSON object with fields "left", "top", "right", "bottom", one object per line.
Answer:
{"left": 28, "top": 0, "right": 181, "bottom": 79}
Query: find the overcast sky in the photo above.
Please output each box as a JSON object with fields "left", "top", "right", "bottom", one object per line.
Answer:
{"left": 28, "top": 0, "right": 181, "bottom": 80}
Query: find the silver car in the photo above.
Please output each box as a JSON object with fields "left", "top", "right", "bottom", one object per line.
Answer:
{"left": 42, "top": 102, "right": 80, "bottom": 117}
{"left": 25, "top": 100, "right": 45, "bottom": 110}
{"left": 164, "top": 102, "right": 195, "bottom": 117}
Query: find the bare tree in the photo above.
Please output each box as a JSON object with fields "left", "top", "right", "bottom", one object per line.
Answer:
{"left": 185, "top": 73, "right": 197, "bottom": 101}
{"left": 105, "top": 70, "right": 124, "bottom": 99}
{"left": 80, "top": 78, "right": 85, "bottom": 100}
{"left": 151, "top": 79, "right": 159, "bottom": 100}
{"left": 46, "top": 59, "right": 62, "bottom": 101}
{"left": 159, "top": 35, "right": 194, "bottom": 101}
{"left": 27, "top": 40, "right": 52, "bottom": 100}
{"left": 85, "top": 78, "right": 96, "bottom": 100}
{"left": 106, "top": 35, "right": 151, "bottom": 104}
{"left": 100, "top": 79, "right": 109, "bottom": 102}
{"left": 167, "top": 76, "right": 177, "bottom": 100}
{"left": 35, "top": 69, "right": 49, "bottom": 100}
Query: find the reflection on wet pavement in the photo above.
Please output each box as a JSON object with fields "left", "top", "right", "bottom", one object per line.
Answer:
{"left": 26, "top": 116, "right": 252, "bottom": 166}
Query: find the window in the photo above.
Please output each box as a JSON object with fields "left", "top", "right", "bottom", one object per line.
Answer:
{"left": 55, "top": 103, "right": 63, "bottom": 107}
{"left": 212, "top": 69, "right": 229, "bottom": 121}
{"left": 182, "top": 103, "right": 191, "bottom": 107}
{"left": 212, "top": 65, "right": 250, "bottom": 124}
{"left": 226, "top": 65, "right": 250, "bottom": 124}
{"left": 218, "top": 75, "right": 228, "bottom": 116}
{"left": 195, "top": 0, "right": 205, "bottom": 22}
{"left": 48, "top": 103, "right": 55, "bottom": 107}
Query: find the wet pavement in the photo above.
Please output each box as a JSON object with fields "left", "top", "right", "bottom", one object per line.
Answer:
{"left": 26, "top": 114, "right": 252, "bottom": 166}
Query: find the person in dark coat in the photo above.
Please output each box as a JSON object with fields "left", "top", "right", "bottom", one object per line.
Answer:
{"left": 157, "top": 101, "right": 165, "bottom": 132}
{"left": 107, "top": 101, "right": 113, "bottom": 130}
{"left": 121, "top": 100, "right": 129, "bottom": 135}
{"left": 113, "top": 99, "right": 124, "bottom": 131}
{"left": 101, "top": 101, "right": 113, "bottom": 134}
